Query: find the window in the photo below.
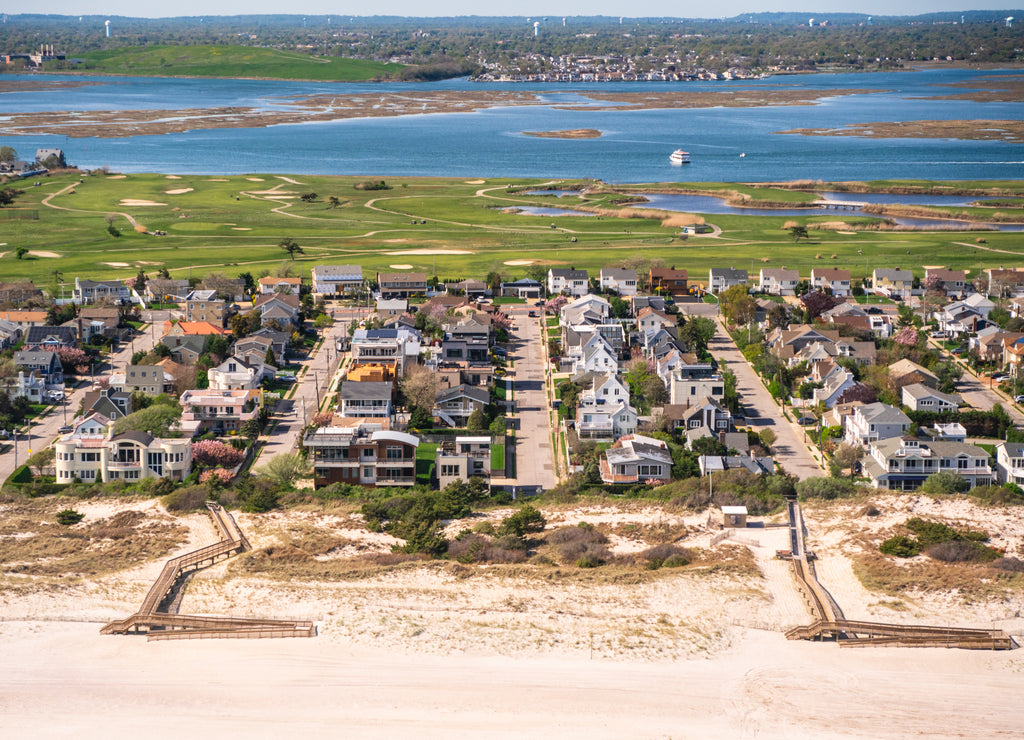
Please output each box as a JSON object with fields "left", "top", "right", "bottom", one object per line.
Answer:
{"left": 386, "top": 446, "right": 404, "bottom": 461}
{"left": 958, "top": 458, "right": 968, "bottom": 470}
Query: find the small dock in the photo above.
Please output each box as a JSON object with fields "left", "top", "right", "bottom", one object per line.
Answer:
{"left": 812, "top": 199, "right": 867, "bottom": 210}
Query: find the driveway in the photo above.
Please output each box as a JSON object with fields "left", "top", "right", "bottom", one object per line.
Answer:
{"left": 504, "top": 306, "right": 557, "bottom": 492}
{"left": 711, "top": 321, "right": 825, "bottom": 481}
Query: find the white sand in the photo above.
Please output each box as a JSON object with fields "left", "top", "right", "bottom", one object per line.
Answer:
{"left": 165, "top": 175, "right": 181, "bottom": 179}
{"left": 101, "top": 262, "right": 130, "bottom": 267}
{"left": 3, "top": 497, "right": 1023, "bottom": 737}
{"left": 390, "top": 249, "right": 473, "bottom": 255}
{"left": 164, "top": 188, "right": 194, "bottom": 195}
{"left": 120, "top": 199, "right": 167, "bottom": 207}
{"left": 504, "top": 259, "right": 536, "bottom": 266}
{"left": 277, "top": 176, "right": 305, "bottom": 184}
{"left": 246, "top": 177, "right": 265, "bottom": 182}
{"left": 232, "top": 227, "right": 252, "bottom": 231}
{"left": 28, "top": 250, "right": 60, "bottom": 258}
{"left": 107, "top": 175, "right": 126, "bottom": 179}
{"left": 465, "top": 179, "right": 486, "bottom": 184}
{"left": 388, "top": 264, "right": 414, "bottom": 269}
{"left": 207, "top": 178, "right": 229, "bottom": 182}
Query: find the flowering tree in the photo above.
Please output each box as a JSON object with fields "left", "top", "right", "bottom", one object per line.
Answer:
{"left": 309, "top": 412, "right": 333, "bottom": 428}
{"left": 200, "top": 468, "right": 235, "bottom": 485}
{"left": 191, "top": 439, "right": 245, "bottom": 468}
{"left": 893, "top": 326, "right": 919, "bottom": 346}
{"left": 56, "top": 346, "right": 90, "bottom": 374}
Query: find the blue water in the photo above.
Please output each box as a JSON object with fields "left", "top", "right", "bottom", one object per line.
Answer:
{"left": 3, "top": 68, "right": 1023, "bottom": 182}
{"left": 503, "top": 206, "right": 595, "bottom": 217}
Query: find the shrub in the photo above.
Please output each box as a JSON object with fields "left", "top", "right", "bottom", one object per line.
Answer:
{"left": 8, "top": 465, "right": 31, "bottom": 484}
{"left": 497, "top": 505, "right": 546, "bottom": 538}
{"left": 447, "top": 533, "right": 528, "bottom": 564}
{"left": 796, "top": 476, "right": 857, "bottom": 500}
{"left": 639, "top": 543, "right": 691, "bottom": 570}
{"left": 472, "top": 521, "right": 496, "bottom": 535}
{"left": 200, "top": 468, "right": 235, "bottom": 485}
{"left": 926, "top": 540, "right": 998, "bottom": 563}
{"left": 879, "top": 535, "right": 921, "bottom": 558}
{"left": 992, "top": 557, "right": 1024, "bottom": 572}
{"left": 545, "top": 523, "right": 607, "bottom": 546}
{"left": 575, "top": 545, "right": 611, "bottom": 568}
{"left": 55, "top": 508, "right": 85, "bottom": 526}
{"left": 919, "top": 471, "right": 970, "bottom": 496}
{"left": 163, "top": 485, "right": 211, "bottom": 512}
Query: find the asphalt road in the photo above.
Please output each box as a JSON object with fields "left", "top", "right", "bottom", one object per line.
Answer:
{"left": 710, "top": 321, "right": 825, "bottom": 481}
{"left": 504, "top": 305, "right": 557, "bottom": 492}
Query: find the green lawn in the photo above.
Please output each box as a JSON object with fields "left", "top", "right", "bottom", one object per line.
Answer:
{"left": 490, "top": 443, "right": 505, "bottom": 471}
{"left": 416, "top": 443, "right": 438, "bottom": 485}
{"left": 4, "top": 173, "right": 1024, "bottom": 293}
{"left": 77, "top": 45, "right": 403, "bottom": 81}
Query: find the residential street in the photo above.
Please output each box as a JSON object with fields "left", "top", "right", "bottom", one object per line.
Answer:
{"left": 0, "top": 309, "right": 170, "bottom": 483}
{"left": 711, "top": 321, "right": 825, "bottom": 481}
{"left": 504, "top": 305, "right": 557, "bottom": 492}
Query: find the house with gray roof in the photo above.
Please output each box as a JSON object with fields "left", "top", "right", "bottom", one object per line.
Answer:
{"left": 996, "top": 441, "right": 1024, "bottom": 486}
{"left": 548, "top": 268, "right": 589, "bottom": 297}
{"left": 14, "top": 350, "right": 63, "bottom": 386}
{"left": 599, "top": 267, "right": 639, "bottom": 296}
{"left": 863, "top": 437, "right": 993, "bottom": 491}
{"left": 312, "top": 264, "right": 364, "bottom": 295}
{"left": 337, "top": 381, "right": 394, "bottom": 419}
{"left": 708, "top": 268, "right": 748, "bottom": 295}
{"left": 600, "top": 434, "right": 673, "bottom": 484}
{"left": 844, "top": 402, "right": 912, "bottom": 446}
{"left": 901, "top": 383, "right": 961, "bottom": 412}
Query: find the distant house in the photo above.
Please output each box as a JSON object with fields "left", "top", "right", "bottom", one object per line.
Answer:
{"left": 35, "top": 148, "right": 65, "bottom": 166}
{"left": 758, "top": 268, "right": 799, "bottom": 296}
{"left": 925, "top": 268, "right": 967, "bottom": 298}
{"left": 2, "top": 371, "right": 46, "bottom": 403}
{"left": 599, "top": 267, "right": 639, "bottom": 296}
{"left": 844, "top": 402, "right": 911, "bottom": 446}
{"left": 987, "top": 268, "right": 1024, "bottom": 298}
{"left": 901, "top": 383, "right": 961, "bottom": 412}
{"left": 433, "top": 384, "right": 489, "bottom": 427}
{"left": 81, "top": 388, "right": 133, "bottom": 420}
{"left": 648, "top": 268, "right": 688, "bottom": 296}
{"left": 708, "top": 268, "right": 748, "bottom": 295}
{"left": 995, "top": 442, "right": 1024, "bottom": 486}
{"left": 548, "top": 268, "right": 589, "bottom": 297}
{"left": 122, "top": 364, "right": 174, "bottom": 395}
{"left": 312, "top": 264, "right": 364, "bottom": 295}
{"left": 872, "top": 268, "right": 914, "bottom": 299}
{"left": 810, "top": 268, "right": 851, "bottom": 297}
{"left": 144, "top": 278, "right": 191, "bottom": 303}
{"left": 73, "top": 277, "right": 131, "bottom": 304}
{"left": 376, "top": 298, "right": 408, "bottom": 320}
{"left": 257, "top": 276, "right": 302, "bottom": 295}
{"left": 500, "top": 278, "right": 544, "bottom": 300}
{"left": 0, "top": 310, "right": 48, "bottom": 330}
{"left": 24, "top": 325, "right": 79, "bottom": 352}
{"left": 179, "top": 388, "right": 260, "bottom": 434}
{"left": 377, "top": 272, "right": 428, "bottom": 299}
{"left": 888, "top": 359, "right": 939, "bottom": 390}
{"left": 337, "top": 381, "right": 394, "bottom": 419}
{"left": 14, "top": 350, "right": 63, "bottom": 386}
{"left": 600, "top": 434, "right": 673, "bottom": 484}
{"left": 699, "top": 456, "right": 775, "bottom": 476}
{"left": 436, "top": 436, "right": 495, "bottom": 488}
{"left": 185, "top": 290, "right": 232, "bottom": 327}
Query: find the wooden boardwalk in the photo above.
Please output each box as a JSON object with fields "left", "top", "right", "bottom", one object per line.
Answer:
{"left": 102, "top": 503, "right": 314, "bottom": 641}
{"left": 782, "top": 495, "right": 1015, "bottom": 651}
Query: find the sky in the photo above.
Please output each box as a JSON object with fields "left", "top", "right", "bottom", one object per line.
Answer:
{"left": 14, "top": 3, "right": 1023, "bottom": 20}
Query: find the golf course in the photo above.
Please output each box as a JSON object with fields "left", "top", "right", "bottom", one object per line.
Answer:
{"left": 3, "top": 172, "right": 1024, "bottom": 288}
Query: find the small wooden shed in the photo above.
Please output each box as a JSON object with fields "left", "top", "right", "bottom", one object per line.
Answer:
{"left": 721, "top": 505, "right": 748, "bottom": 528}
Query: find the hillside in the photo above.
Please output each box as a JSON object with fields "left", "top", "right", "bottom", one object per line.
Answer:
{"left": 77, "top": 45, "right": 404, "bottom": 82}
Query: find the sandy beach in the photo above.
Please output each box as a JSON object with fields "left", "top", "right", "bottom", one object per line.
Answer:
{"left": 2, "top": 495, "right": 1023, "bottom": 737}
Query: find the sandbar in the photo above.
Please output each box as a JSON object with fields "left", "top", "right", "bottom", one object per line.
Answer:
{"left": 778, "top": 119, "right": 1024, "bottom": 143}
{"left": 504, "top": 259, "right": 537, "bottom": 266}
{"left": 523, "top": 128, "right": 601, "bottom": 139}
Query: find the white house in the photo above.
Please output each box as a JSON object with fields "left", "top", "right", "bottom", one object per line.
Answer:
{"left": 548, "top": 268, "right": 589, "bottom": 297}
{"left": 54, "top": 429, "right": 192, "bottom": 483}
{"left": 708, "top": 268, "right": 748, "bottom": 294}
{"left": 312, "top": 265, "right": 364, "bottom": 295}
{"left": 599, "top": 267, "right": 639, "bottom": 296}
{"left": 600, "top": 434, "right": 673, "bottom": 484}
{"left": 810, "top": 268, "right": 851, "bottom": 297}
{"left": 844, "top": 402, "right": 911, "bottom": 445}
{"left": 758, "top": 268, "right": 799, "bottom": 296}
{"left": 901, "top": 383, "right": 961, "bottom": 412}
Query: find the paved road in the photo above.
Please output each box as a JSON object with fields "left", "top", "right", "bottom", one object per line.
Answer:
{"left": 0, "top": 309, "right": 171, "bottom": 482}
{"left": 925, "top": 338, "right": 1024, "bottom": 426}
{"left": 504, "top": 305, "right": 557, "bottom": 492}
{"left": 256, "top": 318, "right": 350, "bottom": 470}
{"left": 710, "top": 321, "right": 825, "bottom": 481}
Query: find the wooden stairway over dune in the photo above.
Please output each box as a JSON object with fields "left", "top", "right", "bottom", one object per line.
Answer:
{"left": 101, "top": 503, "right": 314, "bottom": 641}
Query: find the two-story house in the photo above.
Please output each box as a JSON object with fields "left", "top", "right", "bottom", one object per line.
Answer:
{"left": 872, "top": 268, "right": 914, "bottom": 299}
{"left": 708, "top": 268, "right": 748, "bottom": 294}
{"left": 600, "top": 434, "right": 673, "bottom": 484}
{"left": 925, "top": 268, "right": 967, "bottom": 299}
{"left": 377, "top": 272, "right": 428, "bottom": 299}
{"left": 185, "top": 290, "right": 233, "bottom": 327}
{"left": 995, "top": 442, "right": 1024, "bottom": 486}
{"left": 810, "top": 268, "right": 851, "bottom": 297}
{"left": 74, "top": 277, "right": 132, "bottom": 304}
{"left": 14, "top": 350, "right": 63, "bottom": 386}
{"left": 647, "top": 267, "right": 688, "bottom": 296}
{"left": 548, "top": 268, "right": 590, "bottom": 297}
{"left": 179, "top": 388, "right": 260, "bottom": 434}
{"left": 257, "top": 276, "right": 302, "bottom": 295}
{"left": 758, "top": 268, "right": 799, "bottom": 296}
{"left": 436, "top": 436, "right": 495, "bottom": 488}
{"left": 55, "top": 429, "right": 191, "bottom": 484}
{"left": 901, "top": 383, "right": 961, "bottom": 412}
{"left": 599, "top": 267, "right": 639, "bottom": 296}
{"left": 863, "top": 437, "right": 993, "bottom": 491}
{"left": 433, "top": 384, "right": 489, "bottom": 427}
{"left": 312, "top": 264, "right": 364, "bottom": 296}
{"left": 337, "top": 381, "right": 394, "bottom": 419}
{"left": 844, "top": 402, "right": 911, "bottom": 446}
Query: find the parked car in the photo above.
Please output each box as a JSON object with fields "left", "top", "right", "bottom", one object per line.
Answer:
{"left": 47, "top": 390, "right": 65, "bottom": 401}
{"left": 57, "top": 425, "right": 73, "bottom": 434}
{"left": 950, "top": 347, "right": 966, "bottom": 355}
{"left": 993, "top": 374, "right": 1010, "bottom": 383}
{"left": 1015, "top": 395, "right": 1024, "bottom": 404}
{"left": 930, "top": 330, "right": 947, "bottom": 338}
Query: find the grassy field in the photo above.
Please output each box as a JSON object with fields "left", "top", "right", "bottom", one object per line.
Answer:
{"left": 3, "top": 172, "right": 1024, "bottom": 291}
{"left": 77, "top": 45, "right": 403, "bottom": 81}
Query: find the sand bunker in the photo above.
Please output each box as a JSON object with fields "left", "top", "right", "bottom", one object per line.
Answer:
{"left": 246, "top": 177, "right": 265, "bottom": 182}
{"left": 465, "top": 179, "right": 485, "bottom": 184}
{"left": 389, "top": 264, "right": 414, "bottom": 269}
{"left": 231, "top": 227, "right": 252, "bottom": 231}
{"left": 165, "top": 188, "right": 194, "bottom": 195}
{"left": 277, "top": 176, "right": 304, "bottom": 184}
{"left": 107, "top": 175, "right": 126, "bottom": 179}
{"left": 28, "top": 250, "right": 60, "bottom": 258}
{"left": 837, "top": 231, "right": 857, "bottom": 235}
{"left": 136, "top": 261, "right": 162, "bottom": 265}
{"left": 165, "top": 175, "right": 181, "bottom": 179}
{"left": 504, "top": 259, "right": 537, "bottom": 266}
{"left": 102, "top": 262, "right": 130, "bottom": 267}
{"left": 391, "top": 249, "right": 473, "bottom": 255}
{"left": 207, "top": 178, "right": 229, "bottom": 182}
{"left": 120, "top": 199, "right": 167, "bottom": 207}
{"left": 0, "top": 252, "right": 6, "bottom": 259}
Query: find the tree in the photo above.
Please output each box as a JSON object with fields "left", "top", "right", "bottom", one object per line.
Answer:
{"left": 113, "top": 402, "right": 182, "bottom": 437}
{"left": 0, "top": 145, "right": 16, "bottom": 162}
{"left": 14, "top": 247, "right": 28, "bottom": 260}
{"left": 679, "top": 316, "right": 716, "bottom": 357}
{"left": 934, "top": 361, "right": 962, "bottom": 394}
{"left": 279, "top": 238, "right": 303, "bottom": 260}
{"left": 800, "top": 290, "right": 839, "bottom": 321}
{"left": 56, "top": 509, "right": 85, "bottom": 526}
{"left": 466, "top": 408, "right": 487, "bottom": 432}
{"left": 920, "top": 471, "right": 970, "bottom": 496}
{"left": 327, "top": 196, "right": 342, "bottom": 208}
{"left": 497, "top": 505, "right": 546, "bottom": 538}
{"left": 832, "top": 443, "right": 864, "bottom": 478}
{"left": 758, "top": 428, "right": 777, "bottom": 451}
{"left": 788, "top": 225, "right": 809, "bottom": 242}
{"left": 300, "top": 192, "right": 318, "bottom": 202}
{"left": 720, "top": 283, "right": 756, "bottom": 326}
{"left": 26, "top": 447, "right": 55, "bottom": 477}
{"left": 400, "top": 364, "right": 441, "bottom": 412}
{"left": 240, "top": 418, "right": 262, "bottom": 441}
{"left": 767, "top": 302, "right": 789, "bottom": 330}
{"left": 257, "top": 452, "right": 311, "bottom": 487}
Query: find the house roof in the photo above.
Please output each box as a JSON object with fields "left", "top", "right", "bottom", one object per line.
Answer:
{"left": 435, "top": 384, "right": 490, "bottom": 405}
{"left": 549, "top": 268, "right": 588, "bottom": 280}
{"left": 378, "top": 272, "right": 427, "bottom": 284}
{"left": 600, "top": 267, "right": 638, "bottom": 281}
{"left": 811, "top": 268, "right": 851, "bottom": 281}
{"left": 313, "top": 264, "right": 363, "bottom": 279}
{"left": 163, "top": 320, "right": 229, "bottom": 336}
{"left": 887, "top": 358, "right": 938, "bottom": 382}
{"left": 873, "top": 268, "right": 913, "bottom": 281}
{"left": 14, "top": 349, "right": 58, "bottom": 366}
{"left": 338, "top": 381, "right": 393, "bottom": 401}
{"left": 858, "top": 402, "right": 911, "bottom": 425}
{"left": 709, "top": 268, "right": 748, "bottom": 281}
{"left": 760, "top": 268, "right": 799, "bottom": 281}
{"left": 902, "top": 383, "right": 961, "bottom": 405}
{"left": 257, "top": 276, "right": 301, "bottom": 286}
{"left": 25, "top": 325, "right": 78, "bottom": 345}
{"left": 111, "top": 430, "right": 155, "bottom": 446}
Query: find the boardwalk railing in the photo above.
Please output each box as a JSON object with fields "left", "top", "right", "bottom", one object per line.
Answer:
{"left": 101, "top": 503, "right": 313, "bottom": 641}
